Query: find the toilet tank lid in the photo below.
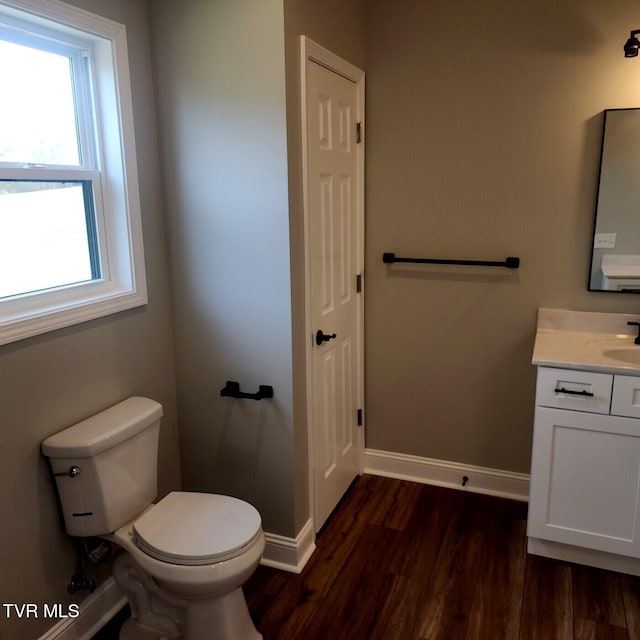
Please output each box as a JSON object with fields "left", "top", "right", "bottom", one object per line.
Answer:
{"left": 42, "top": 397, "right": 163, "bottom": 459}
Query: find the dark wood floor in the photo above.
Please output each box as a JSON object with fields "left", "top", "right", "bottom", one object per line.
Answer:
{"left": 244, "top": 474, "right": 640, "bottom": 640}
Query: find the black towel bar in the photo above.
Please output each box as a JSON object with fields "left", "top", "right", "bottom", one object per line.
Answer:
{"left": 382, "top": 252, "right": 520, "bottom": 269}
{"left": 220, "top": 381, "right": 274, "bottom": 400}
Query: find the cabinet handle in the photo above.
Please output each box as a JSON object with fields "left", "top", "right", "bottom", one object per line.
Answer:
{"left": 554, "top": 387, "right": 594, "bottom": 397}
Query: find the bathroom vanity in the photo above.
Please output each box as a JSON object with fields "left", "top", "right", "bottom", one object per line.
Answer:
{"left": 528, "top": 309, "right": 640, "bottom": 575}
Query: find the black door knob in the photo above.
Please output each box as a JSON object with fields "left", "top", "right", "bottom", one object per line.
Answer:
{"left": 315, "top": 330, "right": 337, "bottom": 346}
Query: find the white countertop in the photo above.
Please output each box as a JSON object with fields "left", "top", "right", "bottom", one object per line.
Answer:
{"left": 532, "top": 308, "right": 640, "bottom": 375}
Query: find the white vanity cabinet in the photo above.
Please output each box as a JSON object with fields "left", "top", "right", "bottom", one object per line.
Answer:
{"left": 528, "top": 367, "right": 640, "bottom": 561}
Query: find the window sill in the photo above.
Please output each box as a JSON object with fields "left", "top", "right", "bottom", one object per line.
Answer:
{"left": 0, "top": 282, "right": 147, "bottom": 346}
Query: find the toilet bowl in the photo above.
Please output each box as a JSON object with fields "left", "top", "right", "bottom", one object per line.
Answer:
{"left": 42, "top": 397, "right": 264, "bottom": 640}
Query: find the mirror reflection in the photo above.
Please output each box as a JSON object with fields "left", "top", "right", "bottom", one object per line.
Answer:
{"left": 589, "top": 108, "right": 640, "bottom": 292}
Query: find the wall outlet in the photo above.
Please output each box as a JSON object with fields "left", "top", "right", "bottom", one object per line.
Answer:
{"left": 594, "top": 233, "right": 616, "bottom": 249}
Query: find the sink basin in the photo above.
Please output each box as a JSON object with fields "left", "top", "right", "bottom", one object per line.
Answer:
{"left": 603, "top": 348, "right": 640, "bottom": 366}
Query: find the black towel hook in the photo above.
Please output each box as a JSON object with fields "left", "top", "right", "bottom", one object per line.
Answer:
{"left": 220, "top": 380, "right": 274, "bottom": 401}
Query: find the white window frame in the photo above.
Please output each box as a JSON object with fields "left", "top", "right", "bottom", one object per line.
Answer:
{"left": 0, "top": 0, "right": 147, "bottom": 346}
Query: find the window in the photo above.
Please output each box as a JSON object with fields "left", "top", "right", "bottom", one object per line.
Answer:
{"left": 0, "top": 0, "right": 147, "bottom": 345}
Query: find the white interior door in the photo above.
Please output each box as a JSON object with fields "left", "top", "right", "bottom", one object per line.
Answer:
{"left": 303, "top": 39, "right": 364, "bottom": 531}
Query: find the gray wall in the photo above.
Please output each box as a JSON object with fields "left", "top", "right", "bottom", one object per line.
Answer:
{"left": 0, "top": 1, "right": 181, "bottom": 639}
{"left": 365, "top": 0, "right": 640, "bottom": 473}
{"left": 149, "top": 0, "right": 297, "bottom": 536}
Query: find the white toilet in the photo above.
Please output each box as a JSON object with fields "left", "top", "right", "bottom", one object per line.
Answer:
{"left": 42, "top": 396, "right": 264, "bottom": 640}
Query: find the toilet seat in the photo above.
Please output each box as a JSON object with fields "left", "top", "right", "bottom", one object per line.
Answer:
{"left": 132, "top": 491, "right": 262, "bottom": 566}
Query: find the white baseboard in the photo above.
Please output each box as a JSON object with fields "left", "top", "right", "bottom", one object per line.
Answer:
{"left": 261, "top": 518, "right": 315, "bottom": 574}
{"left": 364, "top": 448, "right": 530, "bottom": 502}
{"left": 39, "top": 577, "right": 126, "bottom": 640}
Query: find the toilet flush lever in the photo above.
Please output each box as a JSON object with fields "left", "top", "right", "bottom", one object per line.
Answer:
{"left": 55, "top": 465, "right": 81, "bottom": 478}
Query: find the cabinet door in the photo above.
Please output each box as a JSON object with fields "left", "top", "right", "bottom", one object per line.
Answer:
{"left": 612, "top": 375, "right": 640, "bottom": 419}
{"left": 528, "top": 406, "right": 640, "bottom": 557}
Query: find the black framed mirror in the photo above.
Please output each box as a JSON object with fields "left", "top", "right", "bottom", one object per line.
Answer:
{"left": 589, "top": 108, "right": 640, "bottom": 292}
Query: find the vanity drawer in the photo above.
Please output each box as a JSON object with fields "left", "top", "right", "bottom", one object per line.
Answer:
{"left": 536, "top": 367, "right": 613, "bottom": 414}
{"left": 612, "top": 375, "right": 640, "bottom": 419}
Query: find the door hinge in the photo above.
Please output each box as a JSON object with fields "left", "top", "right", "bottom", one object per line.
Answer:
{"left": 356, "top": 122, "right": 363, "bottom": 144}
{"left": 356, "top": 273, "right": 362, "bottom": 293}
{"left": 357, "top": 408, "right": 363, "bottom": 426}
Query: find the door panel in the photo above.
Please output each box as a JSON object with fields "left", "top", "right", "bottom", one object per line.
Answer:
{"left": 307, "top": 58, "right": 361, "bottom": 530}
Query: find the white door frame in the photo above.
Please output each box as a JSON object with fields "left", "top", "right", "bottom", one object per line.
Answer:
{"left": 300, "top": 36, "right": 365, "bottom": 531}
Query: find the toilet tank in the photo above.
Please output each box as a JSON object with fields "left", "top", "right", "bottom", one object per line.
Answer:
{"left": 42, "top": 397, "right": 163, "bottom": 537}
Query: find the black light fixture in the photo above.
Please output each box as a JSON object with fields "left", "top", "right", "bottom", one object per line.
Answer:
{"left": 624, "top": 29, "right": 640, "bottom": 57}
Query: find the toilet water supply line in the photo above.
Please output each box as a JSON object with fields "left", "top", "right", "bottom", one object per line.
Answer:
{"left": 67, "top": 538, "right": 112, "bottom": 594}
